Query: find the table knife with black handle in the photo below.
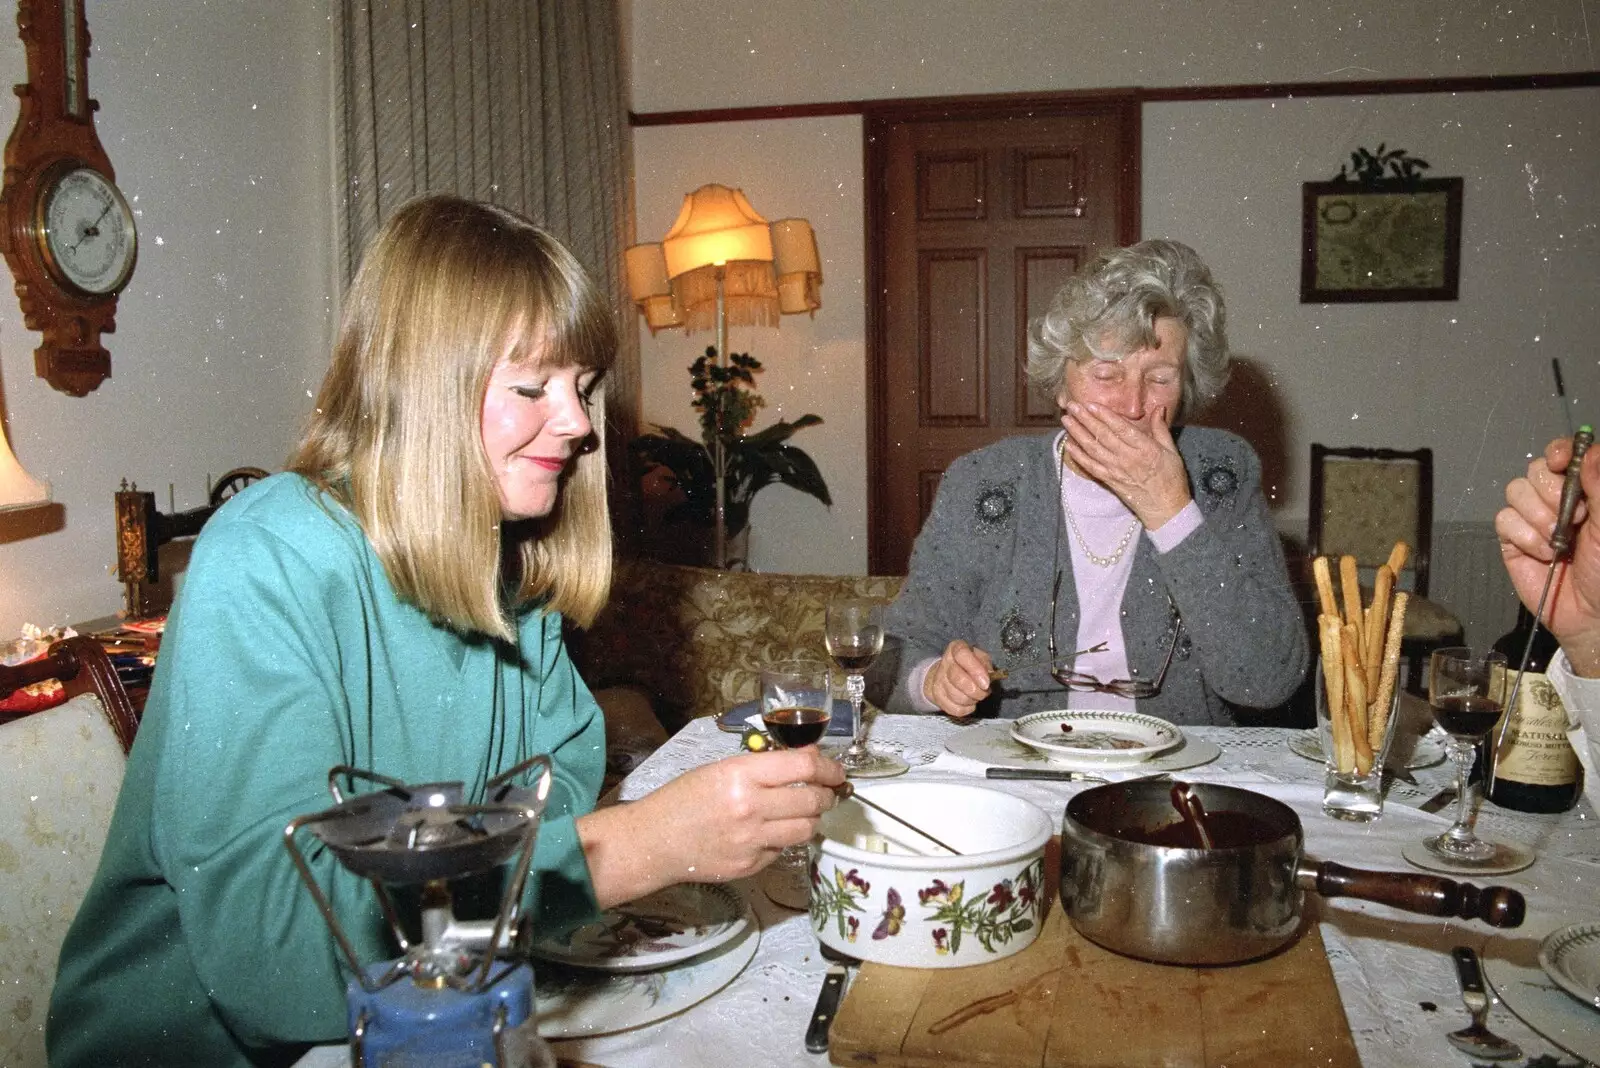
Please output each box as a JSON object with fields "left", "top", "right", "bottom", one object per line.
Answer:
{"left": 985, "top": 767, "right": 1106, "bottom": 782}
{"left": 804, "top": 951, "right": 852, "bottom": 1052}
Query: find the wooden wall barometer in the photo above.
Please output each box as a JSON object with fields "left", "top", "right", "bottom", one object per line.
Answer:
{"left": 0, "top": 0, "right": 136, "bottom": 396}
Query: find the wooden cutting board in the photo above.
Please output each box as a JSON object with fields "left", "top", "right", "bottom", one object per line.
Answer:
{"left": 829, "top": 892, "right": 1359, "bottom": 1067}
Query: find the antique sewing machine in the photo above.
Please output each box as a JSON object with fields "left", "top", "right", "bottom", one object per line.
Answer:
{"left": 113, "top": 466, "right": 268, "bottom": 618}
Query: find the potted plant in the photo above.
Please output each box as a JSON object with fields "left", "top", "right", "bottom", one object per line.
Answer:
{"left": 631, "top": 347, "right": 831, "bottom": 568}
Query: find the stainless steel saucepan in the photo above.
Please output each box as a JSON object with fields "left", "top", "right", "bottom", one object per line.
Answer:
{"left": 1058, "top": 780, "right": 1525, "bottom": 965}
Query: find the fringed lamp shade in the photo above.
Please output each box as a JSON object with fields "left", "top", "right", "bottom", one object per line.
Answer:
{"left": 0, "top": 425, "right": 49, "bottom": 512}
{"left": 771, "top": 218, "right": 822, "bottom": 315}
{"left": 625, "top": 184, "right": 822, "bottom": 335}
{"left": 623, "top": 244, "right": 683, "bottom": 332}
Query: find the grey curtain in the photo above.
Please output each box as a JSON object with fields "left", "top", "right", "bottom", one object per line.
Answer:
{"left": 335, "top": 0, "right": 640, "bottom": 541}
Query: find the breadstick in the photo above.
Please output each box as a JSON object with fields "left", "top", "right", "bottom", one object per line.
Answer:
{"left": 1386, "top": 541, "right": 1409, "bottom": 577}
{"left": 1320, "top": 615, "right": 1352, "bottom": 774}
{"left": 1368, "top": 591, "right": 1409, "bottom": 752}
{"left": 1339, "top": 555, "right": 1365, "bottom": 666}
{"left": 1312, "top": 555, "right": 1338, "bottom": 619}
{"left": 1365, "top": 566, "right": 1394, "bottom": 693}
{"left": 1341, "top": 625, "right": 1373, "bottom": 776}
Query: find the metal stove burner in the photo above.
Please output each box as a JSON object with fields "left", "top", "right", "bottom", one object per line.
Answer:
{"left": 284, "top": 755, "right": 559, "bottom": 1066}
{"left": 389, "top": 806, "right": 489, "bottom": 850}
{"left": 284, "top": 755, "right": 555, "bottom": 986}
{"left": 297, "top": 769, "right": 550, "bottom": 885}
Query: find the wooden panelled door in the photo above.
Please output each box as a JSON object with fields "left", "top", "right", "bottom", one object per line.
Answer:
{"left": 865, "top": 97, "right": 1140, "bottom": 575}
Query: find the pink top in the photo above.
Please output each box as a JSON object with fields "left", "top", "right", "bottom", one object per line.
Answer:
{"left": 907, "top": 432, "right": 1200, "bottom": 713}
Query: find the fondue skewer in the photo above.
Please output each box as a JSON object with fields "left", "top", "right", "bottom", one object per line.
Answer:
{"left": 833, "top": 782, "right": 964, "bottom": 856}
{"left": 1491, "top": 424, "right": 1593, "bottom": 793}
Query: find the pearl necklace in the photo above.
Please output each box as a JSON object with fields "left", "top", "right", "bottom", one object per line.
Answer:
{"left": 1062, "top": 497, "right": 1140, "bottom": 568}
{"left": 1059, "top": 441, "right": 1140, "bottom": 568}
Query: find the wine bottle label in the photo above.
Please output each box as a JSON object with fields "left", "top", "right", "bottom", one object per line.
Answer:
{"left": 1494, "top": 670, "right": 1581, "bottom": 786}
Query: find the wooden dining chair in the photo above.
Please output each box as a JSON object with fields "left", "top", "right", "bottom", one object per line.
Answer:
{"left": 0, "top": 635, "right": 140, "bottom": 746}
{"left": 0, "top": 637, "right": 139, "bottom": 1068}
{"left": 1306, "top": 444, "right": 1466, "bottom": 692}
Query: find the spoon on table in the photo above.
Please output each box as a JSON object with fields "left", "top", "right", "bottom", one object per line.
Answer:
{"left": 1446, "top": 946, "right": 1522, "bottom": 1060}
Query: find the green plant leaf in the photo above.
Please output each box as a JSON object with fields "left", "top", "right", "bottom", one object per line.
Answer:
{"left": 744, "top": 412, "right": 823, "bottom": 446}
{"left": 629, "top": 357, "right": 832, "bottom": 549}
{"left": 756, "top": 443, "right": 833, "bottom": 506}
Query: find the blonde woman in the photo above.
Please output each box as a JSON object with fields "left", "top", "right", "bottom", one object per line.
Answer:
{"left": 49, "top": 196, "right": 842, "bottom": 1067}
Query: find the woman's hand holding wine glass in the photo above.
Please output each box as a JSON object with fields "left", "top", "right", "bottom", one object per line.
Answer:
{"left": 754, "top": 658, "right": 839, "bottom": 907}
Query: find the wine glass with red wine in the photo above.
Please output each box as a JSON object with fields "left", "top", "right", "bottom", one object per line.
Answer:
{"left": 824, "top": 599, "right": 908, "bottom": 778}
{"left": 1413, "top": 647, "right": 1535, "bottom": 874}
{"left": 760, "top": 658, "right": 834, "bottom": 750}
{"left": 757, "top": 658, "right": 835, "bottom": 908}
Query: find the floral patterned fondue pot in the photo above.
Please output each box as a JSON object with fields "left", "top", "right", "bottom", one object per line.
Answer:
{"left": 809, "top": 781, "right": 1052, "bottom": 968}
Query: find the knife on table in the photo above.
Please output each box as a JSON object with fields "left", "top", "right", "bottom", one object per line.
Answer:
{"left": 986, "top": 767, "right": 1107, "bottom": 783}
{"left": 804, "top": 946, "right": 855, "bottom": 1053}
{"left": 985, "top": 767, "right": 1174, "bottom": 783}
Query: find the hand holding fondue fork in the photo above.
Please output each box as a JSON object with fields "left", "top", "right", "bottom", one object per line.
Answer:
{"left": 986, "top": 642, "right": 1109, "bottom": 682}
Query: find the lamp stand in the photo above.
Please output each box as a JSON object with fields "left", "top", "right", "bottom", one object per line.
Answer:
{"left": 712, "top": 267, "right": 728, "bottom": 570}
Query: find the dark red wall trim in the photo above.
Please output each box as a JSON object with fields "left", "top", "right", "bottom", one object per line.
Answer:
{"left": 629, "top": 71, "right": 1600, "bottom": 127}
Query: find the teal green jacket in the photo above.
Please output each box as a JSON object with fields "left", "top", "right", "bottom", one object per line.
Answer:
{"left": 48, "top": 474, "right": 604, "bottom": 1067}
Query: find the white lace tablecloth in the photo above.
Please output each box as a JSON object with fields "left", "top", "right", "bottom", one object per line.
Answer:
{"left": 299, "top": 716, "right": 1600, "bottom": 1068}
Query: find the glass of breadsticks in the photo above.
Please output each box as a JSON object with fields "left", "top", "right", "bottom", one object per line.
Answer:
{"left": 1311, "top": 543, "right": 1411, "bottom": 821}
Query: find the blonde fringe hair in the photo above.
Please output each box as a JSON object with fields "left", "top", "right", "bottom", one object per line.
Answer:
{"left": 289, "top": 195, "right": 617, "bottom": 639}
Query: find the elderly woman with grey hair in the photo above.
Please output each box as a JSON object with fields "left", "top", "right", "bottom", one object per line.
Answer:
{"left": 868, "top": 239, "right": 1308, "bottom": 725}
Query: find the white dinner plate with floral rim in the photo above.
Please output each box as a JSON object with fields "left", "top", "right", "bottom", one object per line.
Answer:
{"left": 1009, "top": 709, "right": 1184, "bottom": 768}
{"left": 1539, "top": 922, "right": 1600, "bottom": 1012}
{"left": 944, "top": 718, "right": 1221, "bottom": 774}
{"left": 1484, "top": 929, "right": 1600, "bottom": 1063}
{"left": 531, "top": 882, "right": 749, "bottom": 972}
{"left": 1287, "top": 727, "right": 1448, "bottom": 770}
{"left": 536, "top": 914, "right": 760, "bottom": 1039}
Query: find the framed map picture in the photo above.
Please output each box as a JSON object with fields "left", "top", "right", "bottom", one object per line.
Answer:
{"left": 1300, "top": 177, "right": 1463, "bottom": 302}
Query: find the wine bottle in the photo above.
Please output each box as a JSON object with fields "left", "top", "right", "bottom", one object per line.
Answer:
{"left": 1486, "top": 606, "right": 1582, "bottom": 812}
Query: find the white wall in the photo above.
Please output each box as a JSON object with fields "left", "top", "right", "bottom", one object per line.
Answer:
{"left": 0, "top": 2, "right": 335, "bottom": 635}
{"left": 1143, "top": 89, "right": 1600, "bottom": 524}
{"left": 628, "top": 1, "right": 1600, "bottom": 590}
{"left": 631, "top": 1, "right": 1599, "bottom": 110}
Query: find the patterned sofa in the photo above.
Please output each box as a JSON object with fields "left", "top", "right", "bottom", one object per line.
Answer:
{"left": 570, "top": 560, "right": 903, "bottom": 736}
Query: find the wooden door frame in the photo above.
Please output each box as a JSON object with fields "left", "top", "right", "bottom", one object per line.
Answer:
{"left": 863, "top": 92, "right": 1143, "bottom": 574}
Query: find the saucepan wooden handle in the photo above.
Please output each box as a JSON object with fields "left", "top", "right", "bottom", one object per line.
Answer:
{"left": 1297, "top": 860, "right": 1526, "bottom": 928}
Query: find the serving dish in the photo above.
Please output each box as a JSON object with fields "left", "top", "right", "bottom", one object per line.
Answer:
{"left": 810, "top": 780, "right": 1051, "bottom": 969}
{"left": 1539, "top": 922, "right": 1600, "bottom": 1011}
{"left": 1059, "top": 779, "right": 1524, "bottom": 965}
{"left": 1009, "top": 709, "right": 1182, "bottom": 768}
{"left": 531, "top": 882, "right": 748, "bottom": 972}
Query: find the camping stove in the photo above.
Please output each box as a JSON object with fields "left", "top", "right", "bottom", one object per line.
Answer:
{"left": 284, "top": 755, "right": 558, "bottom": 1068}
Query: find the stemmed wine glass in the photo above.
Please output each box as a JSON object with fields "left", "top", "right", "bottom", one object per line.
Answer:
{"left": 757, "top": 658, "right": 834, "bottom": 908}
{"left": 824, "top": 599, "right": 908, "bottom": 778}
{"left": 1402, "top": 647, "right": 1536, "bottom": 875}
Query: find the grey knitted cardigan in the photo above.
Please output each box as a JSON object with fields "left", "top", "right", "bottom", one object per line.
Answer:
{"left": 867, "top": 428, "right": 1309, "bottom": 725}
